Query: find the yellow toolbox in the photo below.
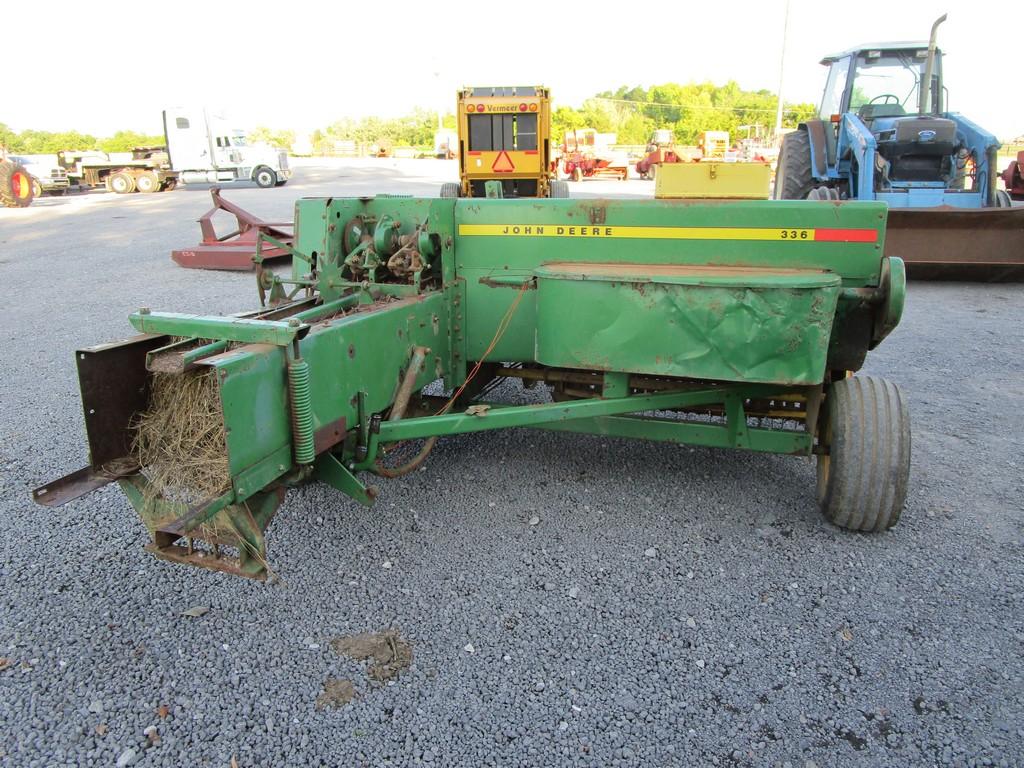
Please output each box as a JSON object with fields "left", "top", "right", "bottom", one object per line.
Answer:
{"left": 655, "top": 161, "right": 772, "bottom": 199}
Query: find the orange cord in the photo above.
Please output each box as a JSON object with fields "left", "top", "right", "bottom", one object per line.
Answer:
{"left": 436, "top": 278, "right": 531, "bottom": 415}
{"left": 374, "top": 278, "right": 531, "bottom": 476}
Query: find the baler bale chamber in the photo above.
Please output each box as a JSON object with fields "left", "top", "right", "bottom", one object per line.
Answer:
{"left": 34, "top": 196, "right": 910, "bottom": 579}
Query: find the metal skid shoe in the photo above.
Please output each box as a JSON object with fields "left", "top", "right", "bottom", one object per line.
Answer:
{"left": 123, "top": 477, "right": 285, "bottom": 580}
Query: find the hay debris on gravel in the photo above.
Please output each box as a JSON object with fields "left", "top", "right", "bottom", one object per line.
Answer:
{"left": 330, "top": 630, "right": 413, "bottom": 682}
{"left": 132, "top": 371, "right": 230, "bottom": 505}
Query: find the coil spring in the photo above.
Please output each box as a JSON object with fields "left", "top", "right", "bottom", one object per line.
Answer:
{"left": 288, "top": 359, "right": 315, "bottom": 465}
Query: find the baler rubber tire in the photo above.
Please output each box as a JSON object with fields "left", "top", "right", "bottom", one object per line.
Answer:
{"left": 0, "top": 160, "right": 35, "bottom": 208}
{"left": 549, "top": 180, "right": 570, "bottom": 198}
{"left": 439, "top": 182, "right": 460, "bottom": 198}
{"left": 817, "top": 375, "right": 910, "bottom": 532}
{"left": 774, "top": 129, "right": 814, "bottom": 200}
{"left": 254, "top": 166, "right": 277, "bottom": 188}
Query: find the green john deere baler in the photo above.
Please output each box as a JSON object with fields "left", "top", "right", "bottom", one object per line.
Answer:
{"left": 34, "top": 196, "right": 909, "bottom": 579}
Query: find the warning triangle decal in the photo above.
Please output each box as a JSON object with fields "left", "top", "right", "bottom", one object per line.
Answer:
{"left": 491, "top": 151, "right": 515, "bottom": 173}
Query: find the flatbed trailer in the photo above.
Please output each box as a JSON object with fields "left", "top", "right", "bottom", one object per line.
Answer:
{"left": 60, "top": 148, "right": 178, "bottom": 194}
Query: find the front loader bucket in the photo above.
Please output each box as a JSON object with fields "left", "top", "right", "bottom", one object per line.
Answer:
{"left": 886, "top": 206, "right": 1024, "bottom": 281}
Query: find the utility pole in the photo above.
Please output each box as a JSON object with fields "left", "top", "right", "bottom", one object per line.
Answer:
{"left": 774, "top": 0, "right": 791, "bottom": 142}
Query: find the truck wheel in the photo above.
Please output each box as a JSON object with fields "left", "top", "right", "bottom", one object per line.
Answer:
{"left": 0, "top": 160, "right": 35, "bottom": 207}
{"left": 571, "top": 167, "right": 583, "bottom": 182}
{"left": 135, "top": 171, "right": 161, "bottom": 193}
{"left": 817, "top": 375, "right": 911, "bottom": 532}
{"left": 254, "top": 166, "right": 277, "bottom": 188}
{"left": 439, "top": 182, "right": 461, "bottom": 198}
{"left": 549, "top": 180, "right": 570, "bottom": 198}
{"left": 109, "top": 172, "right": 136, "bottom": 194}
{"left": 773, "top": 129, "right": 813, "bottom": 200}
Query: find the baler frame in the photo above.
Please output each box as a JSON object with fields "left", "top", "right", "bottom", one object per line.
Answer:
{"left": 35, "top": 195, "right": 910, "bottom": 580}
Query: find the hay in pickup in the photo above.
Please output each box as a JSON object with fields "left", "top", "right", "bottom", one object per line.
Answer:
{"left": 133, "top": 371, "right": 230, "bottom": 505}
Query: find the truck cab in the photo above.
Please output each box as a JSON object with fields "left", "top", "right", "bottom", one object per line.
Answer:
{"left": 163, "top": 108, "right": 291, "bottom": 188}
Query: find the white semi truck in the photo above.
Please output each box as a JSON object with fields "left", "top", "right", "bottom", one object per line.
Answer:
{"left": 163, "top": 107, "right": 290, "bottom": 188}
{"left": 60, "top": 108, "right": 292, "bottom": 194}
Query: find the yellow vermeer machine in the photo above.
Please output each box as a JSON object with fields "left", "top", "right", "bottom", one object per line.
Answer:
{"left": 441, "top": 85, "right": 568, "bottom": 199}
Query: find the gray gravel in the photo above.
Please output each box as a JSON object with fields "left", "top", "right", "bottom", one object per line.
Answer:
{"left": 2, "top": 159, "right": 1023, "bottom": 767}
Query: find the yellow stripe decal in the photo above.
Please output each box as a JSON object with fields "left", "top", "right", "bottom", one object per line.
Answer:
{"left": 458, "top": 224, "right": 817, "bottom": 241}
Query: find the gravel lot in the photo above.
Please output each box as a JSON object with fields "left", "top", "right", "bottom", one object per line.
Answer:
{"left": 1, "top": 159, "right": 1022, "bottom": 768}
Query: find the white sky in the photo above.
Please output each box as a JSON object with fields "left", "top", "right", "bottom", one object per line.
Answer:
{"left": 6, "top": 0, "right": 1022, "bottom": 140}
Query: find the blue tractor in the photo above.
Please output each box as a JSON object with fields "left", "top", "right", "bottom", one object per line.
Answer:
{"left": 773, "top": 15, "right": 1023, "bottom": 278}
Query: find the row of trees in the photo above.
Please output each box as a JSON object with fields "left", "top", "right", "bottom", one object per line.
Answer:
{"left": 308, "top": 108, "right": 456, "bottom": 154}
{"left": 553, "top": 82, "right": 817, "bottom": 145}
{"left": 0, "top": 123, "right": 166, "bottom": 154}
{"left": 295, "top": 83, "right": 815, "bottom": 152}
{"left": 1, "top": 82, "right": 817, "bottom": 156}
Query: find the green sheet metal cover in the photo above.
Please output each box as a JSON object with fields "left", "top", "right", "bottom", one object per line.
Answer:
{"left": 534, "top": 262, "right": 842, "bottom": 385}
{"left": 454, "top": 198, "right": 885, "bottom": 363}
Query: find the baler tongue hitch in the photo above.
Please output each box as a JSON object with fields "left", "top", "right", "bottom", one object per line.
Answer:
{"left": 35, "top": 195, "right": 912, "bottom": 579}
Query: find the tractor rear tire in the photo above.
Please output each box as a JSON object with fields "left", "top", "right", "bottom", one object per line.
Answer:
{"left": 254, "top": 166, "right": 277, "bottom": 188}
{"left": 0, "top": 160, "right": 35, "bottom": 208}
{"left": 109, "top": 172, "right": 136, "bottom": 194}
{"left": 807, "top": 185, "right": 840, "bottom": 201}
{"left": 440, "top": 182, "right": 460, "bottom": 198}
{"left": 774, "top": 129, "right": 814, "bottom": 200}
{"left": 817, "top": 375, "right": 911, "bottom": 532}
{"left": 549, "top": 180, "right": 570, "bottom": 198}
{"left": 135, "top": 170, "right": 161, "bottom": 193}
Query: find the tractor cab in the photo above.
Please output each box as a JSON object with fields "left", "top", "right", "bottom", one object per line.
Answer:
{"left": 819, "top": 42, "right": 965, "bottom": 191}
{"left": 773, "top": 15, "right": 1020, "bottom": 278}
